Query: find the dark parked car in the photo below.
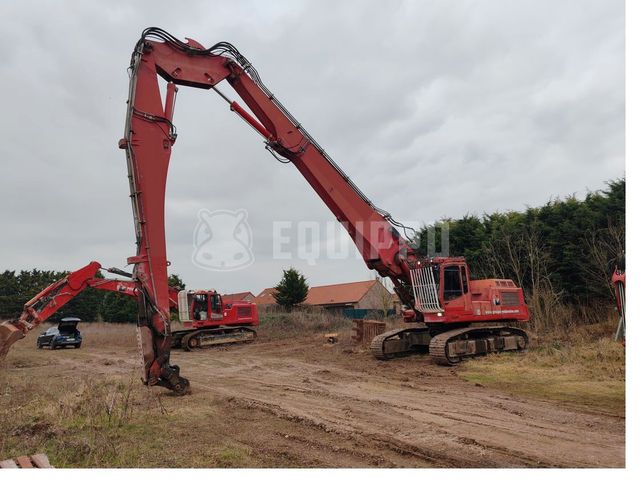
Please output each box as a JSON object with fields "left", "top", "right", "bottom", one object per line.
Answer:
{"left": 37, "top": 318, "right": 82, "bottom": 349}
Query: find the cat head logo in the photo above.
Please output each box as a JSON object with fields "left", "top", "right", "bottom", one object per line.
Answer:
{"left": 192, "top": 209, "right": 254, "bottom": 271}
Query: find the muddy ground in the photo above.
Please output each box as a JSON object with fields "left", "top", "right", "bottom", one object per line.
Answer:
{"left": 2, "top": 328, "right": 625, "bottom": 467}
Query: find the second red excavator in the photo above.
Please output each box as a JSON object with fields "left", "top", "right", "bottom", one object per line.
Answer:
{"left": 0, "top": 261, "right": 258, "bottom": 362}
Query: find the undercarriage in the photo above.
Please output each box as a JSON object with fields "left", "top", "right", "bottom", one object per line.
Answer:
{"left": 371, "top": 324, "right": 528, "bottom": 365}
{"left": 172, "top": 326, "right": 257, "bottom": 351}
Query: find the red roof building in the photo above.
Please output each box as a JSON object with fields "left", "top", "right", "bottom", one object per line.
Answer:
{"left": 254, "top": 280, "right": 392, "bottom": 311}
{"left": 254, "top": 287, "right": 278, "bottom": 305}
{"left": 221, "top": 291, "right": 255, "bottom": 303}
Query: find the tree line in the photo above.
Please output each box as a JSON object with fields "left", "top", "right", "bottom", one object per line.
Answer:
{"left": 417, "top": 178, "right": 625, "bottom": 327}
{"left": 1, "top": 179, "right": 624, "bottom": 327}
{"left": 0, "top": 269, "right": 185, "bottom": 323}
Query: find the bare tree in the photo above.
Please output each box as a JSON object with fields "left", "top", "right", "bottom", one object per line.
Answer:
{"left": 582, "top": 221, "right": 625, "bottom": 298}
{"left": 483, "top": 223, "right": 563, "bottom": 331}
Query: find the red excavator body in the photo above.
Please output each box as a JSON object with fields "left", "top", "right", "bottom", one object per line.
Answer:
{"left": 407, "top": 257, "right": 528, "bottom": 324}
{"left": 173, "top": 290, "right": 258, "bottom": 350}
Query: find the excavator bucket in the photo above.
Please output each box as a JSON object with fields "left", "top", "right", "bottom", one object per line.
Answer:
{"left": 0, "top": 322, "right": 24, "bottom": 361}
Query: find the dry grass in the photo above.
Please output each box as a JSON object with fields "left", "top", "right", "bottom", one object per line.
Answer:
{"left": 0, "top": 324, "right": 156, "bottom": 466}
{"left": 0, "top": 370, "right": 158, "bottom": 466}
{"left": 0, "top": 313, "right": 368, "bottom": 467}
{"left": 0, "top": 365, "right": 265, "bottom": 467}
{"left": 459, "top": 318, "right": 625, "bottom": 415}
{"left": 256, "top": 307, "right": 355, "bottom": 340}
{"left": 1, "top": 311, "right": 625, "bottom": 467}
{"left": 78, "top": 322, "right": 138, "bottom": 349}
{"left": 525, "top": 287, "right": 615, "bottom": 333}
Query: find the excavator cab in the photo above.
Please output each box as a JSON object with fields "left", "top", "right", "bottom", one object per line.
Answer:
{"left": 178, "top": 290, "right": 223, "bottom": 325}
{"left": 409, "top": 257, "right": 528, "bottom": 324}
{"left": 443, "top": 264, "right": 466, "bottom": 301}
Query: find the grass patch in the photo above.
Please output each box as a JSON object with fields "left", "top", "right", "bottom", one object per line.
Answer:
{"left": 257, "top": 308, "right": 354, "bottom": 340}
{"left": 458, "top": 322, "right": 625, "bottom": 415}
{"left": 0, "top": 363, "right": 260, "bottom": 467}
{"left": 216, "top": 443, "right": 251, "bottom": 467}
{"left": 0, "top": 371, "right": 173, "bottom": 467}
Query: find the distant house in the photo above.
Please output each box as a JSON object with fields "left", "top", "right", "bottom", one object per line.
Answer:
{"left": 254, "top": 287, "right": 277, "bottom": 305}
{"left": 221, "top": 291, "right": 255, "bottom": 303}
{"left": 304, "top": 280, "right": 391, "bottom": 312}
{"left": 254, "top": 280, "right": 394, "bottom": 316}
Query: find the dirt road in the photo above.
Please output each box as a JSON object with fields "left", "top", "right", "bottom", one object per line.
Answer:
{"left": 44, "top": 332, "right": 624, "bottom": 467}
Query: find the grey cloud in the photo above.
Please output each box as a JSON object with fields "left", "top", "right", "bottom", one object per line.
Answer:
{"left": 0, "top": 0, "right": 624, "bottom": 294}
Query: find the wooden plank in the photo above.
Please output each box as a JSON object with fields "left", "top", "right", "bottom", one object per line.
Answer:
{"left": 30, "top": 454, "right": 52, "bottom": 468}
{"left": 0, "top": 459, "right": 19, "bottom": 468}
{"left": 362, "top": 320, "right": 386, "bottom": 346}
{"left": 15, "top": 456, "right": 33, "bottom": 468}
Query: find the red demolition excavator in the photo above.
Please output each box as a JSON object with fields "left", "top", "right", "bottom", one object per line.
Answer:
{"left": 0, "top": 28, "right": 529, "bottom": 394}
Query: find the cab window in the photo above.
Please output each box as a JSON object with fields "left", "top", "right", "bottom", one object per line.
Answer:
{"left": 210, "top": 294, "right": 221, "bottom": 314}
{"left": 461, "top": 266, "right": 469, "bottom": 294}
{"left": 443, "top": 266, "right": 463, "bottom": 301}
{"left": 193, "top": 294, "right": 208, "bottom": 320}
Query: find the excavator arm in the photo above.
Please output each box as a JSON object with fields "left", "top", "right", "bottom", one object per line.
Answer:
{"left": 125, "top": 29, "right": 415, "bottom": 275}
{"left": 0, "top": 261, "right": 178, "bottom": 359}
{"left": 611, "top": 258, "right": 625, "bottom": 343}
{"left": 0, "top": 262, "right": 103, "bottom": 358}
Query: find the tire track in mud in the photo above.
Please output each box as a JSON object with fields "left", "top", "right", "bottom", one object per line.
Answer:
{"left": 176, "top": 345, "right": 624, "bottom": 468}
{"left": 55, "top": 339, "right": 624, "bottom": 467}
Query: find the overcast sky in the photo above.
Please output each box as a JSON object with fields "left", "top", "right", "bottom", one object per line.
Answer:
{"left": 0, "top": 0, "right": 624, "bottom": 294}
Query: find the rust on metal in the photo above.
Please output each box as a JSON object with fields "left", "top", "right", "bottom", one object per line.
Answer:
{"left": 0, "top": 322, "right": 25, "bottom": 361}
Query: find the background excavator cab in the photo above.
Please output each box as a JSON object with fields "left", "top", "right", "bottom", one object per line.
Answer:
{"left": 178, "top": 291, "right": 223, "bottom": 325}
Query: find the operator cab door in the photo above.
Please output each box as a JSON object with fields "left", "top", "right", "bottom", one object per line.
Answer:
{"left": 210, "top": 293, "right": 223, "bottom": 320}
{"left": 441, "top": 265, "right": 472, "bottom": 316}
{"left": 191, "top": 294, "right": 209, "bottom": 322}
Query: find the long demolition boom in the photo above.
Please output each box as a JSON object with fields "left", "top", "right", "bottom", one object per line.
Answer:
{"left": 119, "top": 28, "right": 422, "bottom": 393}
{"left": 2, "top": 28, "right": 528, "bottom": 393}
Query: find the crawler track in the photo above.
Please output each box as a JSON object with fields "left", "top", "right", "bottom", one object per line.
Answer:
{"left": 430, "top": 326, "right": 528, "bottom": 365}
{"left": 173, "top": 326, "right": 257, "bottom": 351}
{"left": 370, "top": 327, "right": 431, "bottom": 360}
{"left": 370, "top": 325, "right": 528, "bottom": 364}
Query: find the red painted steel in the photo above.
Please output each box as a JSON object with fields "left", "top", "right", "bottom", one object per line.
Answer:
{"left": 2, "top": 28, "right": 529, "bottom": 392}
{"left": 117, "top": 28, "right": 529, "bottom": 391}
